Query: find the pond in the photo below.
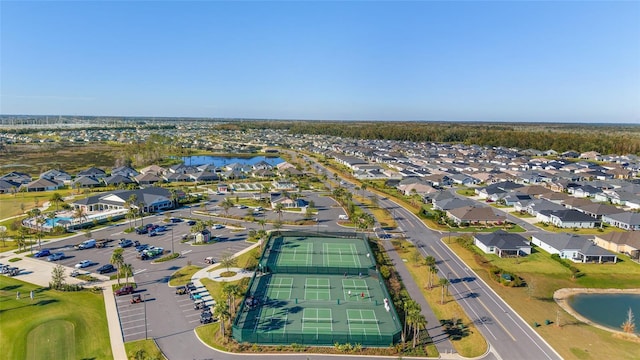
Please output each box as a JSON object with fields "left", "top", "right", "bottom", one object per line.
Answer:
{"left": 569, "top": 293, "right": 640, "bottom": 333}
{"left": 181, "top": 155, "right": 284, "bottom": 167}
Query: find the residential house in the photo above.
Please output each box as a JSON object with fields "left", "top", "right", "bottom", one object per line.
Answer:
{"left": 134, "top": 172, "right": 162, "bottom": 185}
{"left": 539, "top": 209, "right": 598, "bottom": 229}
{"left": 601, "top": 212, "right": 640, "bottom": 231}
{"left": 0, "top": 171, "right": 31, "bottom": 185}
{"left": 593, "top": 232, "right": 640, "bottom": 261}
{"left": 111, "top": 166, "right": 139, "bottom": 178}
{"left": 76, "top": 167, "right": 107, "bottom": 179}
{"left": 22, "top": 178, "right": 63, "bottom": 192}
{"left": 446, "top": 206, "right": 504, "bottom": 226}
{"left": 72, "top": 176, "right": 102, "bottom": 188}
{"left": 0, "top": 179, "right": 21, "bottom": 194}
{"left": 103, "top": 174, "right": 135, "bottom": 187}
{"left": 574, "top": 203, "right": 621, "bottom": 220}
{"left": 562, "top": 197, "right": 594, "bottom": 210}
{"left": 139, "top": 165, "right": 166, "bottom": 176}
{"left": 433, "top": 197, "right": 476, "bottom": 211}
{"left": 473, "top": 230, "right": 531, "bottom": 257}
{"left": 531, "top": 233, "right": 617, "bottom": 263}
{"left": 521, "top": 199, "right": 565, "bottom": 216}
{"left": 39, "top": 169, "right": 72, "bottom": 183}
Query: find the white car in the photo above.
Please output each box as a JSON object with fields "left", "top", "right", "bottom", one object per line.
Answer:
{"left": 75, "top": 260, "right": 94, "bottom": 268}
{"left": 212, "top": 224, "right": 225, "bottom": 229}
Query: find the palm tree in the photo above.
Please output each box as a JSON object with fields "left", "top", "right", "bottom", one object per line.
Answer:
{"left": 170, "top": 189, "right": 179, "bottom": 209}
{"left": 429, "top": 266, "right": 438, "bottom": 289}
{"left": 257, "top": 219, "right": 266, "bottom": 232}
{"left": 274, "top": 203, "right": 284, "bottom": 222}
{"left": 35, "top": 217, "right": 45, "bottom": 248}
{"left": 439, "top": 277, "right": 450, "bottom": 304}
{"left": 110, "top": 248, "right": 125, "bottom": 285}
{"left": 411, "top": 313, "right": 427, "bottom": 348}
{"left": 121, "top": 263, "right": 134, "bottom": 285}
{"left": 222, "top": 283, "right": 241, "bottom": 315}
{"left": 73, "top": 206, "right": 87, "bottom": 229}
{"left": 213, "top": 300, "right": 230, "bottom": 337}
{"left": 49, "top": 192, "right": 64, "bottom": 211}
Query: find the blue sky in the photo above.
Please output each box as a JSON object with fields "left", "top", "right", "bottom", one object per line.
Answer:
{"left": 1, "top": 1, "right": 639, "bottom": 123}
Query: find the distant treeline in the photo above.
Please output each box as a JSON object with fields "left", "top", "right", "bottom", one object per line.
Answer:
{"left": 220, "top": 121, "right": 640, "bottom": 155}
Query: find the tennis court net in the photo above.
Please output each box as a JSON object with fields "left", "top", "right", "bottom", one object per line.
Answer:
{"left": 343, "top": 285, "right": 369, "bottom": 291}
{"left": 304, "top": 284, "right": 331, "bottom": 289}
{"left": 302, "top": 318, "right": 333, "bottom": 323}
{"left": 270, "top": 282, "right": 293, "bottom": 288}
{"left": 347, "top": 318, "right": 379, "bottom": 324}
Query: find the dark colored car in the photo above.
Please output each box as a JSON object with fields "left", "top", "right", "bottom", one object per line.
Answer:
{"left": 114, "top": 285, "right": 135, "bottom": 296}
{"left": 97, "top": 264, "right": 116, "bottom": 274}
{"left": 200, "top": 313, "right": 213, "bottom": 324}
{"left": 119, "top": 239, "right": 134, "bottom": 248}
{"left": 33, "top": 249, "right": 51, "bottom": 258}
{"left": 135, "top": 227, "right": 148, "bottom": 235}
{"left": 187, "top": 220, "right": 196, "bottom": 226}
{"left": 170, "top": 218, "right": 183, "bottom": 223}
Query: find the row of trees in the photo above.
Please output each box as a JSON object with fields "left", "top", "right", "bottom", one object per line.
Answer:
{"left": 223, "top": 120, "right": 640, "bottom": 155}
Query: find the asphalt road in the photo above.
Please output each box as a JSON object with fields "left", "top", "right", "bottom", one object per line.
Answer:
{"left": 379, "top": 196, "right": 563, "bottom": 360}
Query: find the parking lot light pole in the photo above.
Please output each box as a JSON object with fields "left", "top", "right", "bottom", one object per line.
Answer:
{"left": 171, "top": 227, "right": 174, "bottom": 255}
{"left": 144, "top": 293, "right": 148, "bottom": 339}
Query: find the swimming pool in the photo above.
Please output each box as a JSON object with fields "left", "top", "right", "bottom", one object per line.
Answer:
{"left": 45, "top": 216, "right": 73, "bottom": 227}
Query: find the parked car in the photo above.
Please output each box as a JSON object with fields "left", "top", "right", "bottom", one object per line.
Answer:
{"left": 7, "top": 267, "right": 20, "bottom": 276}
{"left": 135, "top": 243, "right": 149, "bottom": 252}
{"left": 169, "top": 218, "right": 183, "bottom": 223}
{"left": 204, "top": 256, "right": 215, "bottom": 264}
{"left": 47, "top": 252, "right": 65, "bottom": 261}
{"left": 119, "top": 239, "right": 134, "bottom": 248}
{"left": 175, "top": 286, "right": 187, "bottom": 295}
{"left": 70, "top": 269, "right": 80, "bottom": 277}
{"left": 135, "top": 227, "right": 148, "bottom": 235}
{"left": 77, "top": 239, "right": 96, "bottom": 249}
{"left": 130, "top": 294, "right": 143, "bottom": 303}
{"left": 33, "top": 249, "right": 51, "bottom": 258}
{"left": 212, "top": 224, "right": 224, "bottom": 229}
{"left": 114, "top": 285, "right": 135, "bottom": 296}
{"left": 97, "top": 264, "right": 115, "bottom": 274}
{"left": 200, "top": 313, "right": 213, "bottom": 324}
{"left": 187, "top": 220, "right": 196, "bottom": 226}
{"left": 75, "top": 260, "right": 94, "bottom": 268}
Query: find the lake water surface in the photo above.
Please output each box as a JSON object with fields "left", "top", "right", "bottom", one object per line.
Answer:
{"left": 569, "top": 293, "right": 640, "bottom": 333}
{"left": 181, "top": 155, "right": 284, "bottom": 167}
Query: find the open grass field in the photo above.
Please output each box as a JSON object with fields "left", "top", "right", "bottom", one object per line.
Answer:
{"left": 393, "top": 240, "right": 487, "bottom": 358}
{"left": 447, "top": 240, "right": 640, "bottom": 360}
{"left": 0, "top": 277, "right": 113, "bottom": 360}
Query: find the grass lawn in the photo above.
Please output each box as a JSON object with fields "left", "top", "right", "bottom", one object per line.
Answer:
{"left": 168, "top": 265, "right": 202, "bottom": 286}
{"left": 0, "top": 277, "right": 113, "bottom": 360}
{"left": 393, "top": 240, "right": 488, "bottom": 358}
{"left": 447, "top": 240, "right": 640, "bottom": 360}
{"left": 124, "top": 339, "right": 166, "bottom": 360}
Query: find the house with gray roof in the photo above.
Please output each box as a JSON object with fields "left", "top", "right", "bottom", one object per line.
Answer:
{"left": 601, "top": 212, "right": 640, "bottom": 231}
{"left": 539, "top": 209, "right": 598, "bottom": 229}
{"left": 474, "top": 230, "right": 531, "bottom": 257}
{"left": 531, "top": 233, "right": 617, "bottom": 263}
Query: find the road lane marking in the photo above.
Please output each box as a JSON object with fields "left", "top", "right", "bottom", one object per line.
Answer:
{"left": 429, "top": 243, "right": 517, "bottom": 342}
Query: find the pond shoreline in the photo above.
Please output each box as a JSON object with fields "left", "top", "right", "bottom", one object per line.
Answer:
{"left": 554, "top": 288, "right": 640, "bottom": 338}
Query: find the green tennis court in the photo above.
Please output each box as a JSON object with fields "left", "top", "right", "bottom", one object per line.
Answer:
{"left": 233, "top": 231, "right": 402, "bottom": 347}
